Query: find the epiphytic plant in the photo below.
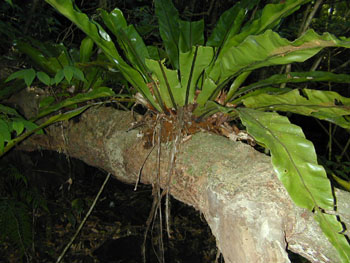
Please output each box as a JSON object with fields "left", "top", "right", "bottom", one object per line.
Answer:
{"left": 43, "top": 0, "right": 350, "bottom": 261}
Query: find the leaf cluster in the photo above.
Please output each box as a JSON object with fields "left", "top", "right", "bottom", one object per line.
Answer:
{"left": 0, "top": 164, "right": 49, "bottom": 258}
{"left": 0, "top": 104, "right": 43, "bottom": 154}
{"left": 0, "top": 36, "right": 126, "bottom": 156}
{"left": 7, "top": 0, "right": 350, "bottom": 260}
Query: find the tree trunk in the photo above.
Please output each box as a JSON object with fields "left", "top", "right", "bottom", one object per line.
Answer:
{"left": 17, "top": 106, "right": 349, "bottom": 263}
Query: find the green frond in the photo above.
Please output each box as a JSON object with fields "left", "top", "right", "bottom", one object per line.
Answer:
{"left": 0, "top": 199, "right": 32, "bottom": 256}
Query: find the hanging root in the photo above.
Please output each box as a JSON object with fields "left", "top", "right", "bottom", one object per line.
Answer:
{"left": 139, "top": 108, "right": 185, "bottom": 263}
{"left": 132, "top": 104, "right": 245, "bottom": 262}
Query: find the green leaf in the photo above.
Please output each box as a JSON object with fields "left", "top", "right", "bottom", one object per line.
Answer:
{"left": 0, "top": 79, "right": 26, "bottom": 100}
{"left": 21, "top": 120, "right": 43, "bottom": 135}
{"left": 232, "top": 71, "right": 350, "bottom": 100}
{"left": 45, "top": 0, "right": 160, "bottom": 111}
{"left": 100, "top": 7, "right": 127, "bottom": 30}
{"left": 13, "top": 41, "right": 61, "bottom": 74}
{"left": 34, "top": 87, "right": 115, "bottom": 120}
{"left": 0, "top": 134, "right": 3, "bottom": 154}
{"left": 79, "top": 37, "right": 94, "bottom": 63}
{"left": 179, "top": 46, "right": 214, "bottom": 105}
{"left": 218, "top": 0, "right": 311, "bottom": 56}
{"left": 0, "top": 119, "right": 11, "bottom": 142}
{"left": 240, "top": 0, "right": 260, "bottom": 9}
{"left": 0, "top": 104, "right": 21, "bottom": 117}
{"left": 196, "top": 77, "right": 217, "bottom": 107}
{"left": 82, "top": 67, "right": 105, "bottom": 91}
{"left": 56, "top": 50, "right": 70, "bottom": 67}
{"left": 331, "top": 173, "right": 350, "bottom": 191}
{"left": 5, "top": 0, "right": 13, "bottom": 6}
{"left": 44, "top": 105, "right": 90, "bottom": 123}
{"left": 11, "top": 119, "right": 25, "bottom": 136}
{"left": 179, "top": 19, "right": 204, "bottom": 53}
{"left": 238, "top": 108, "right": 334, "bottom": 210}
{"left": 146, "top": 59, "right": 181, "bottom": 108}
{"left": 5, "top": 68, "right": 36, "bottom": 87}
{"left": 99, "top": 8, "right": 150, "bottom": 75}
{"left": 39, "top": 96, "right": 56, "bottom": 109}
{"left": 54, "top": 69, "right": 65, "bottom": 85}
{"left": 72, "top": 66, "right": 86, "bottom": 82}
{"left": 155, "top": 0, "right": 180, "bottom": 69}
{"left": 193, "top": 100, "right": 234, "bottom": 118}
{"left": 210, "top": 29, "right": 350, "bottom": 84}
{"left": 24, "top": 68, "right": 36, "bottom": 87}
{"left": 5, "top": 69, "right": 28, "bottom": 83}
{"left": 206, "top": 3, "right": 245, "bottom": 48}
{"left": 2, "top": 105, "right": 90, "bottom": 157}
{"left": 63, "top": 66, "right": 74, "bottom": 83}
{"left": 37, "top": 71, "right": 51, "bottom": 86}
{"left": 147, "top": 46, "right": 161, "bottom": 60}
{"left": 314, "top": 212, "right": 350, "bottom": 262}
{"left": 243, "top": 89, "right": 350, "bottom": 129}
{"left": 28, "top": 40, "right": 65, "bottom": 58}
{"left": 225, "top": 71, "right": 251, "bottom": 103}
{"left": 237, "top": 108, "right": 350, "bottom": 262}
{"left": 0, "top": 199, "right": 32, "bottom": 252}
{"left": 236, "top": 108, "right": 350, "bottom": 261}
{"left": 231, "top": 87, "right": 292, "bottom": 106}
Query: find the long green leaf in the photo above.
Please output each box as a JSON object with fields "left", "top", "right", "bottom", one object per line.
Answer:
{"left": 99, "top": 8, "right": 150, "bottom": 76}
{"left": 2, "top": 105, "right": 90, "bottom": 156}
{"left": 80, "top": 37, "right": 94, "bottom": 63}
{"left": 232, "top": 71, "right": 350, "bottom": 100}
{"left": 237, "top": 108, "right": 350, "bottom": 262}
{"left": 145, "top": 59, "right": 181, "bottom": 108}
{"left": 0, "top": 79, "right": 26, "bottom": 100}
{"left": 238, "top": 108, "right": 334, "bottom": 209}
{"left": 243, "top": 89, "right": 350, "bottom": 129}
{"left": 217, "top": 0, "right": 311, "bottom": 59}
{"left": 37, "top": 71, "right": 51, "bottom": 86}
{"left": 230, "top": 87, "right": 292, "bottom": 106}
{"left": 13, "top": 41, "right": 61, "bottom": 74}
{"left": 314, "top": 212, "right": 350, "bottom": 263}
{"left": 193, "top": 100, "right": 235, "bottom": 119}
{"left": 208, "top": 0, "right": 311, "bottom": 81}
{"left": 0, "top": 104, "right": 21, "bottom": 117}
{"left": 179, "top": 46, "right": 214, "bottom": 105}
{"left": 207, "top": 3, "right": 245, "bottom": 48}
{"left": 0, "top": 119, "right": 11, "bottom": 143}
{"left": 196, "top": 77, "right": 217, "bottom": 107}
{"left": 155, "top": 0, "right": 180, "bottom": 69}
{"left": 45, "top": 0, "right": 161, "bottom": 111}
{"left": 179, "top": 19, "right": 204, "bottom": 53}
{"left": 225, "top": 71, "right": 251, "bottom": 103}
{"left": 5, "top": 68, "right": 36, "bottom": 87}
{"left": 210, "top": 29, "right": 350, "bottom": 84}
{"left": 33, "top": 87, "right": 115, "bottom": 121}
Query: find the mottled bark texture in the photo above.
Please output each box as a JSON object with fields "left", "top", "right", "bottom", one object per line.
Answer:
{"left": 17, "top": 106, "right": 349, "bottom": 263}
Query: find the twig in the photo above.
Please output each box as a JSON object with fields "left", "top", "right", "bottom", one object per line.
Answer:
{"left": 56, "top": 173, "right": 111, "bottom": 263}
{"left": 142, "top": 117, "right": 165, "bottom": 263}
{"left": 134, "top": 144, "right": 156, "bottom": 191}
{"left": 164, "top": 108, "right": 184, "bottom": 238}
{"left": 281, "top": 0, "right": 323, "bottom": 88}
{"left": 315, "top": 119, "right": 350, "bottom": 161}
{"left": 300, "top": 0, "right": 323, "bottom": 35}
{"left": 155, "top": 118, "right": 165, "bottom": 263}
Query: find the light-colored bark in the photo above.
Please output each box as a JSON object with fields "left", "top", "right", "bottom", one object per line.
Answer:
{"left": 16, "top": 106, "right": 349, "bottom": 263}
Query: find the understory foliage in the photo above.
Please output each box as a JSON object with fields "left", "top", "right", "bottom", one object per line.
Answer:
{"left": 0, "top": 37, "right": 124, "bottom": 155}
{"left": 1, "top": 0, "right": 350, "bottom": 261}
{"left": 0, "top": 164, "right": 48, "bottom": 260}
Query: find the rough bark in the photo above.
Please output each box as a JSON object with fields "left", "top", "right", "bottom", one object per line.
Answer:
{"left": 16, "top": 106, "right": 350, "bottom": 263}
